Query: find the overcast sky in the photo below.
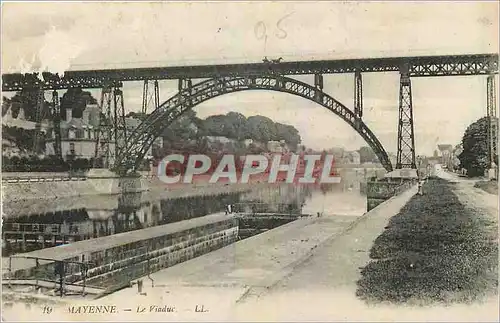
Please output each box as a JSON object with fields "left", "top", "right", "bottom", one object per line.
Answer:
{"left": 2, "top": 1, "right": 498, "bottom": 155}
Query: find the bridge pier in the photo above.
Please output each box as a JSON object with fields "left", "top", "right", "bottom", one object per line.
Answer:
{"left": 366, "top": 176, "right": 416, "bottom": 211}
{"left": 93, "top": 84, "right": 126, "bottom": 169}
{"left": 32, "top": 88, "right": 46, "bottom": 153}
{"left": 142, "top": 80, "right": 159, "bottom": 114}
{"left": 354, "top": 70, "right": 363, "bottom": 118}
{"left": 50, "top": 90, "right": 63, "bottom": 159}
{"left": 396, "top": 65, "right": 416, "bottom": 169}
{"left": 179, "top": 78, "right": 193, "bottom": 108}
{"left": 87, "top": 168, "right": 148, "bottom": 194}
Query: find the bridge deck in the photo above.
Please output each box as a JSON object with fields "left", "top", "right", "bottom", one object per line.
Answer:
{"left": 2, "top": 53, "right": 498, "bottom": 91}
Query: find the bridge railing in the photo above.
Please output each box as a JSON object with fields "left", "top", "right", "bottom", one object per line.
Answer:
{"left": 231, "top": 202, "right": 302, "bottom": 214}
{"left": 1, "top": 176, "right": 87, "bottom": 183}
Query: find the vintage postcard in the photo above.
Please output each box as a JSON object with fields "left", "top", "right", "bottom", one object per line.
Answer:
{"left": 1, "top": 1, "right": 499, "bottom": 322}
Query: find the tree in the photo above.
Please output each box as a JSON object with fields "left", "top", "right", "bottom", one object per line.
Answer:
{"left": 458, "top": 116, "right": 499, "bottom": 177}
{"left": 275, "top": 123, "right": 301, "bottom": 151}
{"left": 2, "top": 126, "right": 43, "bottom": 154}
{"left": 203, "top": 114, "right": 228, "bottom": 137}
{"left": 2, "top": 96, "right": 11, "bottom": 116}
{"left": 246, "top": 116, "right": 278, "bottom": 143}
{"left": 126, "top": 112, "right": 148, "bottom": 121}
{"left": 225, "top": 112, "right": 248, "bottom": 140}
{"left": 358, "top": 146, "right": 378, "bottom": 163}
{"left": 4, "top": 91, "right": 51, "bottom": 122}
{"left": 162, "top": 110, "right": 198, "bottom": 143}
{"left": 60, "top": 89, "right": 98, "bottom": 120}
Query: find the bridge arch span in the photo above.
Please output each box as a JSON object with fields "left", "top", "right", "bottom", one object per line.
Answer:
{"left": 114, "top": 75, "right": 393, "bottom": 173}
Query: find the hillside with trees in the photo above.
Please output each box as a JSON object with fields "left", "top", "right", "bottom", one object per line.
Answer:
{"left": 154, "top": 111, "right": 302, "bottom": 153}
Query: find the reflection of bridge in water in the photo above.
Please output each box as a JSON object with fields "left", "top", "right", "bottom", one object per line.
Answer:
{"left": 2, "top": 183, "right": 323, "bottom": 256}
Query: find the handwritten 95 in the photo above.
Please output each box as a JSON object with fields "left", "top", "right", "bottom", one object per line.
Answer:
{"left": 254, "top": 13, "right": 293, "bottom": 41}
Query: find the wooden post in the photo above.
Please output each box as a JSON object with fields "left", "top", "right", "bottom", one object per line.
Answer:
{"left": 35, "top": 258, "right": 40, "bottom": 290}
{"left": 55, "top": 261, "right": 64, "bottom": 297}
{"left": 21, "top": 233, "right": 26, "bottom": 252}
{"left": 137, "top": 279, "right": 143, "bottom": 294}
{"left": 8, "top": 257, "right": 12, "bottom": 290}
{"left": 82, "top": 263, "right": 87, "bottom": 296}
{"left": 39, "top": 235, "right": 45, "bottom": 249}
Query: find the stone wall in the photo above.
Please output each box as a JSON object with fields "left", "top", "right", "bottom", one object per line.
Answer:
{"left": 2, "top": 179, "right": 114, "bottom": 202}
{"left": 366, "top": 178, "right": 415, "bottom": 211}
{"left": 2, "top": 173, "right": 271, "bottom": 203}
{"left": 7, "top": 218, "right": 238, "bottom": 292}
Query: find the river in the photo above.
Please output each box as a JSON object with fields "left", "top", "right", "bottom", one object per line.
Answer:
{"left": 1, "top": 168, "right": 383, "bottom": 257}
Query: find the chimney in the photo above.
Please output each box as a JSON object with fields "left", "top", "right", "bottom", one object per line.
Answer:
{"left": 66, "top": 108, "right": 72, "bottom": 122}
{"left": 17, "top": 107, "right": 25, "bottom": 120}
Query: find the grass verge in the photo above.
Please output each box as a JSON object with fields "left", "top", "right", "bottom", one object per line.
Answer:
{"left": 474, "top": 180, "right": 498, "bottom": 195}
{"left": 356, "top": 178, "right": 498, "bottom": 305}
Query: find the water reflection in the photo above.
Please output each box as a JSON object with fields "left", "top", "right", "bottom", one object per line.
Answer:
{"left": 1, "top": 168, "right": 380, "bottom": 256}
{"left": 2, "top": 192, "right": 243, "bottom": 256}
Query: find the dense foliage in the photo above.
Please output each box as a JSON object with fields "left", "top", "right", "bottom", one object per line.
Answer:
{"left": 2, "top": 155, "right": 92, "bottom": 172}
{"left": 60, "top": 88, "right": 97, "bottom": 119}
{"left": 2, "top": 126, "right": 46, "bottom": 154}
{"left": 458, "top": 116, "right": 498, "bottom": 177}
{"left": 358, "top": 146, "right": 378, "bottom": 163}
{"left": 160, "top": 111, "right": 301, "bottom": 151}
{"left": 2, "top": 92, "right": 51, "bottom": 122}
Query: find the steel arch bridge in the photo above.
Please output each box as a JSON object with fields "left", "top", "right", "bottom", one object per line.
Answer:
{"left": 113, "top": 74, "right": 393, "bottom": 174}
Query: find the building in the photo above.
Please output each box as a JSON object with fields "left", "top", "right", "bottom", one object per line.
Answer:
{"left": 267, "top": 141, "right": 284, "bottom": 153}
{"left": 2, "top": 105, "right": 51, "bottom": 131}
{"left": 206, "top": 136, "right": 235, "bottom": 144}
{"left": 45, "top": 104, "right": 104, "bottom": 160}
{"left": 350, "top": 151, "right": 361, "bottom": 164}
{"left": 437, "top": 144, "right": 454, "bottom": 169}
{"left": 2, "top": 137, "right": 22, "bottom": 157}
{"left": 2, "top": 104, "right": 50, "bottom": 156}
{"left": 44, "top": 103, "right": 162, "bottom": 165}
{"left": 387, "top": 153, "right": 397, "bottom": 167}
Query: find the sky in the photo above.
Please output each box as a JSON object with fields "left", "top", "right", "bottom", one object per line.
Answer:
{"left": 1, "top": 1, "right": 499, "bottom": 155}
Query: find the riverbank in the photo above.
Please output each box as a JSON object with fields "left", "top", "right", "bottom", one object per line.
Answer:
{"left": 2, "top": 167, "right": 385, "bottom": 204}
{"left": 232, "top": 175, "right": 497, "bottom": 321}
{"left": 1, "top": 181, "right": 301, "bottom": 219}
{"left": 356, "top": 177, "right": 498, "bottom": 305}
{"left": 1, "top": 174, "right": 267, "bottom": 205}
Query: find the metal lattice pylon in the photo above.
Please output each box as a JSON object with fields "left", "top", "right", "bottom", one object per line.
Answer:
{"left": 354, "top": 70, "right": 363, "bottom": 118}
{"left": 396, "top": 68, "right": 416, "bottom": 169}
{"left": 487, "top": 75, "right": 498, "bottom": 168}
{"left": 178, "top": 78, "right": 193, "bottom": 108}
{"left": 51, "top": 90, "right": 62, "bottom": 159}
{"left": 93, "top": 86, "right": 127, "bottom": 169}
{"left": 32, "top": 89, "right": 46, "bottom": 153}
{"left": 142, "top": 80, "right": 159, "bottom": 114}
